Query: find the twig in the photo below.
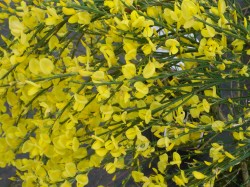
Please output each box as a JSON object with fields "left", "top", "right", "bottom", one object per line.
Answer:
{"left": 241, "top": 161, "right": 250, "bottom": 187}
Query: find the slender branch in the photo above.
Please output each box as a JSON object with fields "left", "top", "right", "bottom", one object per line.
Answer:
{"left": 241, "top": 161, "right": 250, "bottom": 187}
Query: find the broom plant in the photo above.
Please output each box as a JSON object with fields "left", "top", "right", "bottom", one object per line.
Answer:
{"left": 0, "top": 0, "right": 249, "bottom": 186}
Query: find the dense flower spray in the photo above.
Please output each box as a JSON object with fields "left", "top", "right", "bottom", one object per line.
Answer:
{"left": 0, "top": 0, "right": 249, "bottom": 186}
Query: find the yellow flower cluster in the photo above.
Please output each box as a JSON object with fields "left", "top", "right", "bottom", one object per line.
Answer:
{"left": 0, "top": 0, "right": 249, "bottom": 186}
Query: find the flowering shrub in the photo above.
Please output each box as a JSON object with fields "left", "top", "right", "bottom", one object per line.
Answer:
{"left": 0, "top": 0, "right": 249, "bottom": 186}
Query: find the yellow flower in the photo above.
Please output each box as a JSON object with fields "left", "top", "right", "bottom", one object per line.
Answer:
{"left": 157, "top": 153, "right": 168, "bottom": 174}
{"left": 72, "top": 137, "right": 79, "bottom": 152}
{"left": 64, "top": 162, "right": 77, "bottom": 177}
{"left": 190, "top": 105, "right": 201, "bottom": 118}
{"left": 143, "top": 26, "right": 153, "bottom": 38}
{"left": 91, "top": 138, "right": 104, "bottom": 149}
{"left": 210, "top": 143, "right": 225, "bottom": 162}
{"left": 45, "top": 8, "right": 63, "bottom": 25}
{"left": 233, "top": 129, "right": 245, "bottom": 140}
{"left": 68, "top": 14, "right": 78, "bottom": 23}
{"left": 204, "top": 161, "right": 212, "bottom": 166}
{"left": 39, "top": 58, "right": 54, "bottom": 75}
{"left": 62, "top": 7, "right": 76, "bottom": 15}
{"left": 224, "top": 151, "right": 236, "bottom": 159}
{"left": 144, "top": 109, "right": 152, "bottom": 124}
{"left": 165, "top": 39, "right": 180, "bottom": 55}
{"left": 105, "top": 158, "right": 124, "bottom": 174}
{"left": 141, "top": 38, "right": 156, "bottom": 55}
{"left": 114, "top": 17, "right": 130, "bottom": 31}
{"left": 192, "top": 171, "right": 207, "bottom": 179}
{"left": 136, "top": 135, "right": 150, "bottom": 152}
{"left": 172, "top": 170, "right": 188, "bottom": 186}
{"left": 174, "top": 107, "right": 185, "bottom": 125}
{"left": 239, "top": 65, "right": 249, "bottom": 77}
{"left": 212, "top": 120, "right": 225, "bottom": 133}
{"left": 105, "top": 162, "right": 116, "bottom": 174}
{"left": 131, "top": 14, "right": 145, "bottom": 28}
{"left": 91, "top": 140, "right": 108, "bottom": 157}
{"left": 204, "top": 86, "right": 219, "bottom": 98}
{"left": 231, "top": 39, "right": 245, "bottom": 51}
{"left": 157, "top": 137, "right": 171, "bottom": 148}
{"left": 48, "top": 169, "right": 62, "bottom": 182}
{"left": 100, "top": 44, "right": 117, "bottom": 67}
{"left": 147, "top": 6, "right": 162, "bottom": 18}
{"left": 29, "top": 58, "right": 41, "bottom": 75}
{"left": 218, "top": 0, "right": 226, "bottom": 15}
{"left": 134, "top": 81, "right": 149, "bottom": 98}
{"left": 77, "top": 160, "right": 90, "bottom": 172}
{"left": 97, "top": 85, "right": 111, "bottom": 101}
{"left": 201, "top": 114, "right": 213, "bottom": 124}
{"left": 216, "top": 63, "right": 226, "bottom": 71}
{"left": 170, "top": 152, "right": 182, "bottom": 168}
{"left": 122, "top": 63, "right": 136, "bottom": 79}
{"left": 89, "top": 154, "right": 103, "bottom": 167}
{"left": 132, "top": 171, "right": 144, "bottom": 182}
{"left": 100, "top": 104, "right": 114, "bottom": 121}
{"left": 91, "top": 71, "right": 106, "bottom": 82}
{"left": 201, "top": 18, "right": 216, "bottom": 37}
{"left": 204, "top": 177, "right": 216, "bottom": 187}
{"left": 125, "top": 126, "right": 140, "bottom": 140}
{"left": 186, "top": 95, "right": 199, "bottom": 105}
{"left": 247, "top": 49, "right": 250, "bottom": 55}
{"left": 61, "top": 180, "right": 72, "bottom": 187}
{"left": 142, "top": 20, "right": 154, "bottom": 38}
{"left": 123, "top": 37, "right": 139, "bottom": 61}
{"left": 199, "top": 38, "right": 223, "bottom": 58}
{"left": 76, "top": 174, "right": 88, "bottom": 187}
{"left": 9, "top": 16, "right": 25, "bottom": 37}
{"left": 68, "top": 12, "right": 91, "bottom": 25}
{"left": 202, "top": 99, "right": 210, "bottom": 113}
{"left": 173, "top": 175, "right": 185, "bottom": 186}
{"left": 143, "top": 61, "right": 155, "bottom": 79}
{"left": 181, "top": 0, "right": 198, "bottom": 21}
{"left": 73, "top": 94, "right": 88, "bottom": 111}
{"left": 78, "top": 12, "right": 92, "bottom": 25}
{"left": 48, "top": 35, "right": 59, "bottom": 51}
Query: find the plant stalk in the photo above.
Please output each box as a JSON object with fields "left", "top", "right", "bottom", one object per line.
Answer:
{"left": 241, "top": 161, "right": 250, "bottom": 187}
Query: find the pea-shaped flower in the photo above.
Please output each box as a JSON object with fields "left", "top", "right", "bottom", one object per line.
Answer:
{"left": 134, "top": 81, "right": 149, "bottom": 98}
{"left": 192, "top": 171, "right": 207, "bottom": 179}
{"left": 9, "top": 16, "right": 25, "bottom": 37}
{"left": 76, "top": 174, "right": 89, "bottom": 187}
{"left": 165, "top": 39, "right": 180, "bottom": 55}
